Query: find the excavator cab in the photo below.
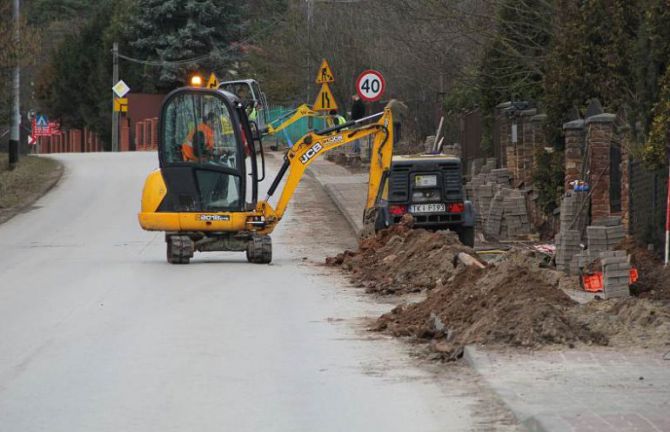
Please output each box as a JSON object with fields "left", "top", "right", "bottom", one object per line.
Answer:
{"left": 157, "top": 88, "right": 260, "bottom": 212}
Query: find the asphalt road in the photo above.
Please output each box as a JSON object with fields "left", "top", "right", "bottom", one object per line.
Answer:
{"left": 0, "top": 153, "right": 517, "bottom": 432}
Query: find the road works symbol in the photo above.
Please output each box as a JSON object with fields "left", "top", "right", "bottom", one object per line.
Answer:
{"left": 356, "top": 70, "right": 385, "bottom": 102}
{"left": 313, "top": 83, "right": 338, "bottom": 111}
{"left": 207, "top": 73, "right": 219, "bottom": 89}
{"left": 112, "top": 80, "right": 130, "bottom": 98}
{"left": 315, "top": 59, "right": 335, "bottom": 84}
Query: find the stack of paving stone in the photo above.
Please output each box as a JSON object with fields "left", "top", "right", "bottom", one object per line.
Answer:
{"left": 489, "top": 168, "right": 512, "bottom": 186}
{"left": 555, "top": 229, "right": 582, "bottom": 273}
{"left": 586, "top": 224, "right": 625, "bottom": 253}
{"left": 484, "top": 190, "right": 505, "bottom": 236}
{"left": 559, "top": 191, "right": 589, "bottom": 234}
{"left": 501, "top": 189, "right": 531, "bottom": 237}
{"left": 484, "top": 188, "right": 532, "bottom": 239}
{"left": 600, "top": 250, "right": 631, "bottom": 298}
{"left": 554, "top": 191, "right": 590, "bottom": 274}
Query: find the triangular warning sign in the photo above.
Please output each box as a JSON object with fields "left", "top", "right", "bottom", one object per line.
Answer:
{"left": 207, "top": 73, "right": 219, "bottom": 89}
{"left": 313, "top": 83, "right": 338, "bottom": 111}
{"left": 315, "top": 59, "right": 335, "bottom": 84}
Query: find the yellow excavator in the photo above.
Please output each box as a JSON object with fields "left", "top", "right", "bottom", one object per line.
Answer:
{"left": 138, "top": 80, "right": 393, "bottom": 264}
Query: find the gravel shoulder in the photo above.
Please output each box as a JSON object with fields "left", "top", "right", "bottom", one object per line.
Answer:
{"left": 0, "top": 154, "right": 63, "bottom": 225}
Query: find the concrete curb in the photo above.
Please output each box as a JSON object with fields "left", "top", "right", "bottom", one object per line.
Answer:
{"left": 323, "top": 184, "right": 362, "bottom": 237}
{"left": 307, "top": 166, "right": 362, "bottom": 237}
{"left": 464, "top": 346, "right": 568, "bottom": 432}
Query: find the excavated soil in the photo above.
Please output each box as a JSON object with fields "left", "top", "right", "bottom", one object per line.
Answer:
{"left": 374, "top": 252, "right": 609, "bottom": 360}
{"left": 326, "top": 215, "right": 474, "bottom": 295}
{"left": 328, "top": 217, "right": 670, "bottom": 360}
{"left": 616, "top": 237, "right": 670, "bottom": 300}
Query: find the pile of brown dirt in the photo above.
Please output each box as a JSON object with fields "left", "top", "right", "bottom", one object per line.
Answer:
{"left": 374, "top": 251, "right": 609, "bottom": 360}
{"left": 573, "top": 298, "right": 670, "bottom": 349}
{"left": 326, "top": 216, "right": 474, "bottom": 295}
{"left": 328, "top": 220, "right": 670, "bottom": 360}
{"left": 616, "top": 237, "right": 670, "bottom": 300}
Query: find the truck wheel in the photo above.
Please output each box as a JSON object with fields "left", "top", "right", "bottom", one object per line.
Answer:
{"left": 458, "top": 226, "right": 475, "bottom": 248}
{"left": 167, "top": 235, "right": 193, "bottom": 264}
{"left": 246, "top": 235, "right": 272, "bottom": 264}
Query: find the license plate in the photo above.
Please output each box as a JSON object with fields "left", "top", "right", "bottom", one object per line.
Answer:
{"left": 409, "top": 203, "right": 446, "bottom": 213}
{"left": 415, "top": 175, "right": 437, "bottom": 187}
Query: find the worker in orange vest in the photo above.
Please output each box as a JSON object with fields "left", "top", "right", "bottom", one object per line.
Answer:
{"left": 182, "top": 114, "right": 216, "bottom": 162}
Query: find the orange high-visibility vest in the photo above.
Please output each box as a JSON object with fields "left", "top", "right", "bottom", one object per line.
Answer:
{"left": 182, "top": 123, "right": 215, "bottom": 161}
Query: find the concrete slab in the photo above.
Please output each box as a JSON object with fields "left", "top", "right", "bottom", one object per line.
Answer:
{"left": 464, "top": 346, "right": 670, "bottom": 432}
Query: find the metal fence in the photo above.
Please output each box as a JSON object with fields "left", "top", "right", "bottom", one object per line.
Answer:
{"left": 629, "top": 161, "right": 668, "bottom": 247}
{"left": 266, "top": 105, "right": 329, "bottom": 146}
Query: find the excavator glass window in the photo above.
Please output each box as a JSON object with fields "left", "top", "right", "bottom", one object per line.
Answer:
{"left": 158, "top": 90, "right": 247, "bottom": 212}
{"left": 162, "top": 93, "right": 239, "bottom": 167}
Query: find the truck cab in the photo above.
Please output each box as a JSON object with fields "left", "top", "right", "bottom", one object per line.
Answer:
{"left": 377, "top": 154, "right": 475, "bottom": 246}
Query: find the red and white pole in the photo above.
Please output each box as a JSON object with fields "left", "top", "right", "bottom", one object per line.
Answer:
{"left": 665, "top": 163, "right": 670, "bottom": 267}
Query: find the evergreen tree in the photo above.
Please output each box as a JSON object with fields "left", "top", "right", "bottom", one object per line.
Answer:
{"left": 129, "top": 0, "right": 245, "bottom": 91}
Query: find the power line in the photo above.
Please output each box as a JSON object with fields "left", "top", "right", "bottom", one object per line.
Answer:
{"left": 117, "top": 52, "right": 211, "bottom": 66}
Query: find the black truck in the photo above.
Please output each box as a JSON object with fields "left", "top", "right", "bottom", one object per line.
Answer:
{"left": 374, "top": 154, "right": 476, "bottom": 247}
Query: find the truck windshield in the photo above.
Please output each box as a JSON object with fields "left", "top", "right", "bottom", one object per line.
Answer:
{"left": 162, "top": 92, "right": 239, "bottom": 170}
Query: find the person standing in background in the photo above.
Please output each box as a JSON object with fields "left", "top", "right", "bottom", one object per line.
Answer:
{"left": 384, "top": 97, "right": 408, "bottom": 145}
{"left": 350, "top": 95, "right": 366, "bottom": 155}
{"left": 351, "top": 95, "right": 365, "bottom": 121}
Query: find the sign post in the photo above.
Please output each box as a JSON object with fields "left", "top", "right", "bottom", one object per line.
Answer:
{"left": 112, "top": 78, "right": 130, "bottom": 152}
{"left": 355, "top": 69, "right": 386, "bottom": 103}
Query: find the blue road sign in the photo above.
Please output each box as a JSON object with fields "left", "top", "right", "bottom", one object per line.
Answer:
{"left": 36, "top": 114, "right": 48, "bottom": 128}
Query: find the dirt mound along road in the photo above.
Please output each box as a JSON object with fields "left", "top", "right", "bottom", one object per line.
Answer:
{"left": 328, "top": 219, "right": 670, "bottom": 360}
{"left": 375, "top": 251, "right": 609, "bottom": 360}
{"left": 326, "top": 216, "right": 475, "bottom": 295}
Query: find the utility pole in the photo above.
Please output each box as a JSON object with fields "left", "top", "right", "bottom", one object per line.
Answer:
{"left": 306, "top": 0, "right": 313, "bottom": 103}
{"left": 9, "top": 0, "right": 20, "bottom": 169}
{"left": 111, "top": 42, "right": 119, "bottom": 152}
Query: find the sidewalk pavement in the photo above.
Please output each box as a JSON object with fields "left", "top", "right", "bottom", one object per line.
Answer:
{"left": 307, "top": 158, "right": 368, "bottom": 236}
{"left": 464, "top": 346, "right": 670, "bottom": 432}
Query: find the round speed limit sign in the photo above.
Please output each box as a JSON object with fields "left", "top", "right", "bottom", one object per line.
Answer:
{"left": 356, "top": 70, "right": 386, "bottom": 102}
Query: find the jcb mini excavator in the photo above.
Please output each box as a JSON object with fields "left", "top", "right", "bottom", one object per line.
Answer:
{"left": 138, "top": 80, "right": 393, "bottom": 264}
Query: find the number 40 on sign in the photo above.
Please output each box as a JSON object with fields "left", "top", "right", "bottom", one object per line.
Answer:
{"left": 356, "top": 69, "right": 385, "bottom": 102}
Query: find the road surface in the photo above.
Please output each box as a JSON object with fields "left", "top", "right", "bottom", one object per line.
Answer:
{"left": 0, "top": 153, "right": 517, "bottom": 431}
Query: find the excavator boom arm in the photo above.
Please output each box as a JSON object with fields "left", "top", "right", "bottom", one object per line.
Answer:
{"left": 265, "top": 104, "right": 333, "bottom": 136}
{"left": 258, "top": 109, "right": 394, "bottom": 231}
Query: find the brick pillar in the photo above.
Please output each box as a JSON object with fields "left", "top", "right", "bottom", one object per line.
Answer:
{"left": 530, "top": 114, "right": 547, "bottom": 172}
{"left": 563, "top": 119, "right": 585, "bottom": 189}
{"left": 586, "top": 113, "right": 616, "bottom": 221}
{"left": 143, "top": 120, "right": 151, "bottom": 151}
{"left": 120, "top": 118, "right": 130, "bottom": 151}
{"left": 135, "top": 121, "right": 144, "bottom": 150}
{"left": 150, "top": 118, "right": 159, "bottom": 150}
{"left": 496, "top": 102, "right": 512, "bottom": 168}
{"left": 519, "top": 109, "right": 537, "bottom": 186}
{"left": 77, "top": 129, "right": 83, "bottom": 152}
